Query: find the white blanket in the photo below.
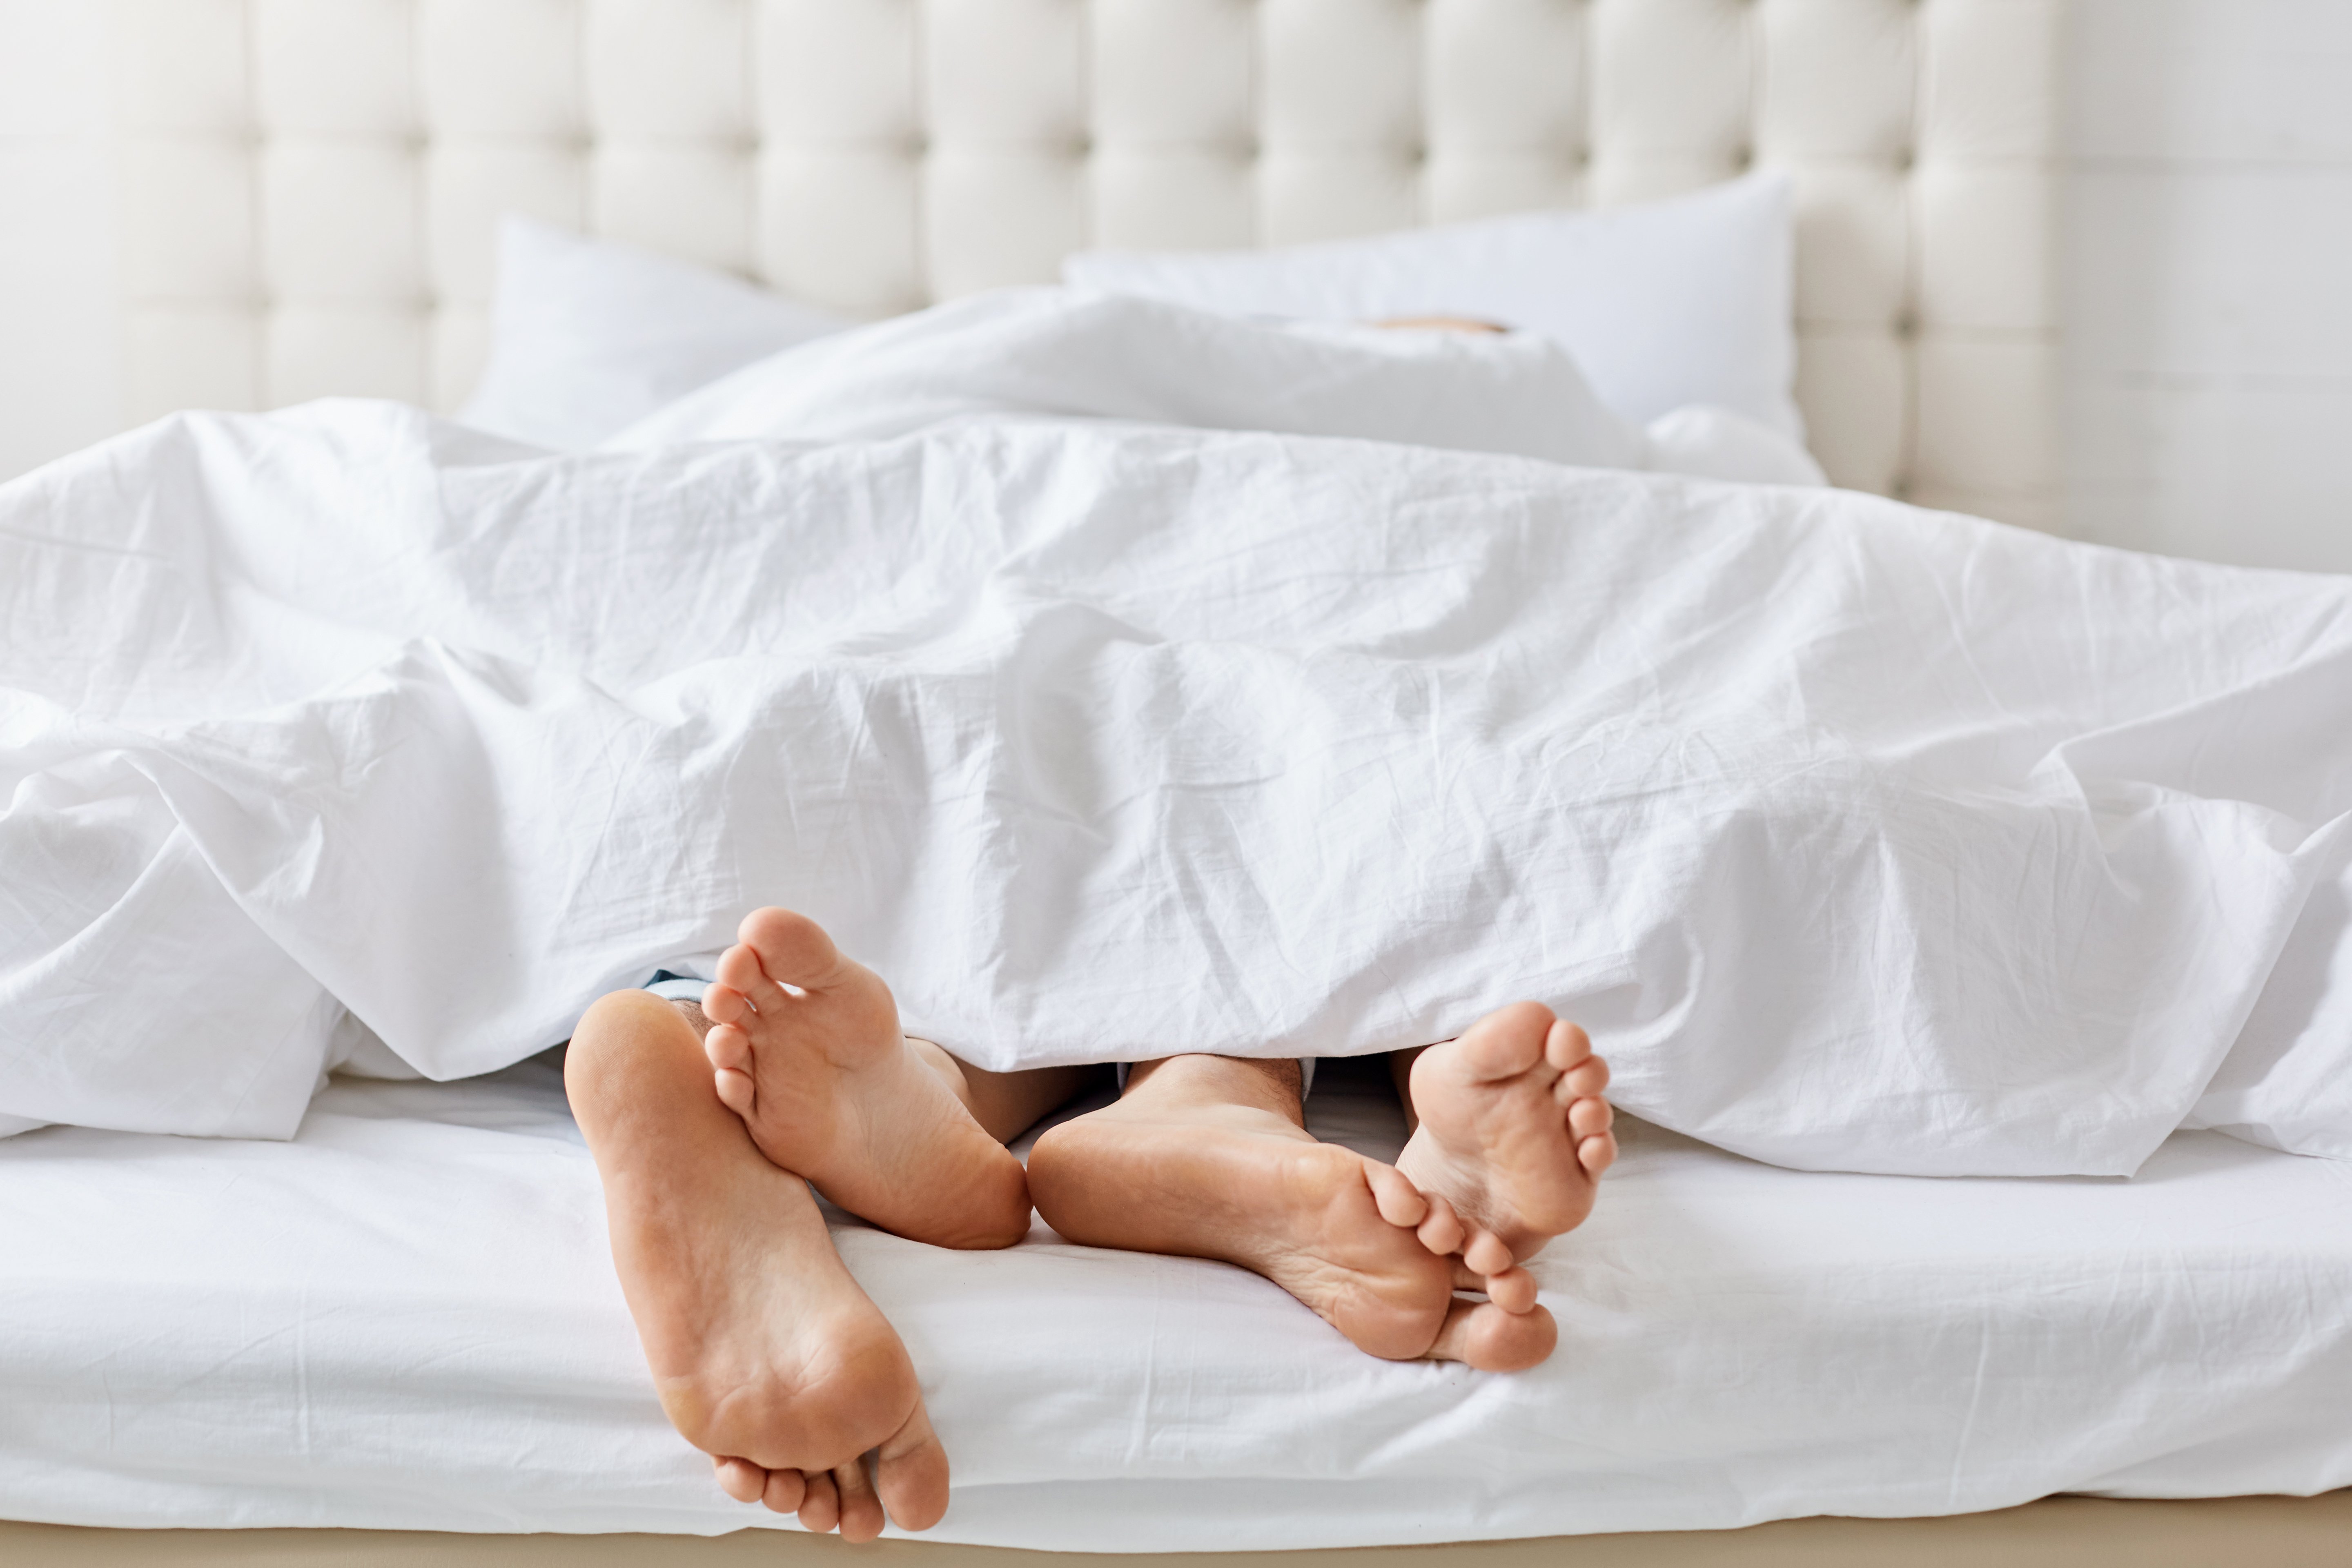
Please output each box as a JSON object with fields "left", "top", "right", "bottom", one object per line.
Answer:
{"left": 5, "top": 294, "right": 2352, "bottom": 1172}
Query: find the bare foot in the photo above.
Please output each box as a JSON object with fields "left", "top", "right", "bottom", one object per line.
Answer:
{"left": 1026, "top": 1057, "right": 1557, "bottom": 1371}
{"left": 1395, "top": 1002, "right": 1617, "bottom": 1276}
{"left": 699, "top": 908, "right": 1030, "bottom": 1250}
{"left": 567, "top": 989, "right": 950, "bottom": 1541}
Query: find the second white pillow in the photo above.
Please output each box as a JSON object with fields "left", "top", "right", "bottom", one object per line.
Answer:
{"left": 460, "top": 219, "right": 849, "bottom": 450}
{"left": 1064, "top": 173, "right": 1801, "bottom": 441}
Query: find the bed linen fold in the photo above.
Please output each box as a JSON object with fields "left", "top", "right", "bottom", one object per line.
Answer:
{"left": 7, "top": 350, "right": 2352, "bottom": 1169}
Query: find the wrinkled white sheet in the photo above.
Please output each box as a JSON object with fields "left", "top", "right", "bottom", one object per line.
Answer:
{"left": 2, "top": 1065, "right": 2347, "bottom": 1547}
{"left": 610, "top": 290, "right": 1825, "bottom": 486}
{"left": 6, "top": 293, "right": 2352, "bottom": 1169}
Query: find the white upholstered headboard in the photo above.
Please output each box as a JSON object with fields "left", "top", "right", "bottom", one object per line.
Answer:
{"left": 112, "top": 0, "right": 2060, "bottom": 526}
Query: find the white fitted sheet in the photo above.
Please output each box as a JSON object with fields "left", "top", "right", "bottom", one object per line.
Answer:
{"left": 2, "top": 1059, "right": 2348, "bottom": 1552}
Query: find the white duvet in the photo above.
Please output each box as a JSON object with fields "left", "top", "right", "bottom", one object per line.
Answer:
{"left": 4, "top": 291, "right": 2352, "bottom": 1172}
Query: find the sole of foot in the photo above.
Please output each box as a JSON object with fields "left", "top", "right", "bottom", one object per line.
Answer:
{"left": 699, "top": 907, "right": 1030, "bottom": 1250}
{"left": 1027, "top": 1100, "right": 1557, "bottom": 1371}
{"left": 1395, "top": 1001, "right": 1617, "bottom": 1276}
{"left": 567, "top": 989, "right": 951, "bottom": 1540}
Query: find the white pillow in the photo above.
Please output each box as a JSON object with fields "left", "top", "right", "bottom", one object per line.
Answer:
{"left": 459, "top": 218, "right": 849, "bottom": 449}
{"left": 607, "top": 289, "right": 1652, "bottom": 473}
{"left": 1643, "top": 405, "right": 1825, "bottom": 488}
{"left": 612, "top": 287, "right": 1824, "bottom": 488}
{"left": 1064, "top": 172, "right": 1801, "bottom": 441}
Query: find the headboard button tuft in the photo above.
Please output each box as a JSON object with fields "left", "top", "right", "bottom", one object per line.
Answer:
{"left": 100, "top": 0, "right": 2060, "bottom": 517}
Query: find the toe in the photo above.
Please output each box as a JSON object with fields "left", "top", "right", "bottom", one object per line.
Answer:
{"left": 1568, "top": 1096, "right": 1612, "bottom": 1140}
{"left": 833, "top": 1458, "right": 888, "bottom": 1544}
{"left": 1543, "top": 1020, "right": 1592, "bottom": 1073}
{"left": 703, "top": 1025, "right": 759, "bottom": 1116}
{"left": 714, "top": 1457, "right": 765, "bottom": 1504}
{"left": 1428, "top": 1297, "right": 1557, "bottom": 1371}
{"left": 1483, "top": 1265, "right": 1539, "bottom": 1315}
{"left": 1462, "top": 1228, "right": 1515, "bottom": 1278}
{"left": 704, "top": 1022, "right": 753, "bottom": 1074}
{"left": 761, "top": 1467, "right": 807, "bottom": 1516}
{"left": 1448, "top": 1001, "right": 1556, "bottom": 1083}
{"left": 1554, "top": 1053, "right": 1609, "bottom": 1102}
{"left": 702, "top": 983, "right": 751, "bottom": 1027}
{"left": 738, "top": 906, "right": 851, "bottom": 993}
{"left": 1414, "top": 1193, "right": 1467, "bottom": 1256}
{"left": 715, "top": 941, "right": 787, "bottom": 1012}
{"left": 1363, "top": 1161, "right": 1431, "bottom": 1229}
{"left": 873, "top": 1398, "right": 952, "bottom": 1533}
{"left": 1578, "top": 1131, "right": 1617, "bottom": 1178}
{"left": 797, "top": 1469, "right": 842, "bottom": 1534}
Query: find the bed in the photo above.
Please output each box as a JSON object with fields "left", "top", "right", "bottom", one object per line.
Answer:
{"left": 9, "top": 1062, "right": 2352, "bottom": 1557}
{"left": 9, "top": 0, "right": 2350, "bottom": 1560}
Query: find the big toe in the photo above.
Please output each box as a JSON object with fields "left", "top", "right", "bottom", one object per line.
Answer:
{"left": 873, "top": 1399, "right": 952, "bottom": 1532}
{"left": 737, "top": 907, "right": 849, "bottom": 990}
{"left": 1431, "top": 1297, "right": 1558, "bottom": 1372}
{"left": 713, "top": 1456, "right": 766, "bottom": 1504}
{"left": 719, "top": 907, "right": 899, "bottom": 1047}
{"left": 1446, "top": 1001, "right": 1557, "bottom": 1083}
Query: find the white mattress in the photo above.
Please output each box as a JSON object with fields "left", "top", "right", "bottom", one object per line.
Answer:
{"left": 3, "top": 1058, "right": 2348, "bottom": 1552}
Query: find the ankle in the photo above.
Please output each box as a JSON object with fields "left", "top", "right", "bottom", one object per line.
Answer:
{"left": 1122, "top": 1054, "right": 1303, "bottom": 1125}
{"left": 922, "top": 1145, "right": 1034, "bottom": 1250}
{"left": 904, "top": 1036, "right": 972, "bottom": 1102}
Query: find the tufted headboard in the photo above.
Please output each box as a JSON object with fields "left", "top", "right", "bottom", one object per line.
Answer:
{"left": 112, "top": 0, "right": 2060, "bottom": 527}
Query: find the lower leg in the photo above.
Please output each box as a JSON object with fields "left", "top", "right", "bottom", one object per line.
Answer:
{"left": 1123, "top": 1053, "right": 1305, "bottom": 1127}
{"left": 1388, "top": 1046, "right": 1427, "bottom": 1134}
{"left": 909, "top": 1043, "right": 1102, "bottom": 1145}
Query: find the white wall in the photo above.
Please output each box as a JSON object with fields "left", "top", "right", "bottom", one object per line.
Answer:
{"left": 0, "top": 0, "right": 116, "bottom": 482}
{"left": 5, "top": 1, "right": 2352, "bottom": 574}
{"left": 2066, "top": 0, "right": 2352, "bottom": 572}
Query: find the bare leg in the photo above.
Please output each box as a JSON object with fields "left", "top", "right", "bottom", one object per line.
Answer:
{"left": 1392, "top": 1004, "right": 1618, "bottom": 1274}
{"left": 1388, "top": 1047, "right": 1424, "bottom": 1133}
{"left": 1027, "top": 1053, "right": 1557, "bottom": 1370}
{"left": 565, "top": 990, "right": 949, "bottom": 1541}
{"left": 909, "top": 1044, "right": 1100, "bottom": 1146}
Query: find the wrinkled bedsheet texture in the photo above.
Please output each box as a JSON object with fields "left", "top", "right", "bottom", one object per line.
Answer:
{"left": 2, "top": 1065, "right": 2347, "bottom": 1548}
{"left": 5, "top": 293, "right": 2352, "bottom": 1169}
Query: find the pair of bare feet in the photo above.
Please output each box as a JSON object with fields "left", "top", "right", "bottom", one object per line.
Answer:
{"left": 564, "top": 909, "right": 1617, "bottom": 1543}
